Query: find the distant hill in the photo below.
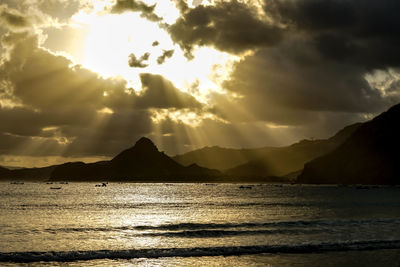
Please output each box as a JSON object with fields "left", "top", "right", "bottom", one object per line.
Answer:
{"left": 2, "top": 166, "right": 25, "bottom": 170}
{"left": 0, "top": 166, "right": 10, "bottom": 176}
{"left": 51, "top": 137, "right": 220, "bottom": 181}
{"left": 174, "top": 123, "right": 361, "bottom": 177}
{"left": 0, "top": 165, "right": 58, "bottom": 181}
{"left": 173, "top": 146, "right": 267, "bottom": 171}
{"left": 298, "top": 103, "right": 400, "bottom": 185}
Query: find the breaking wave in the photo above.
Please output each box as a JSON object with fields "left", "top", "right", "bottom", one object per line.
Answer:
{"left": 1, "top": 240, "right": 399, "bottom": 263}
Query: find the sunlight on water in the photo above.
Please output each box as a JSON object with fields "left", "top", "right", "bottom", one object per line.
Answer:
{"left": 0, "top": 183, "right": 399, "bottom": 265}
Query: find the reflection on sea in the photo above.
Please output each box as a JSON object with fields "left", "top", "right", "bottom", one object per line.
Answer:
{"left": 0, "top": 183, "right": 399, "bottom": 265}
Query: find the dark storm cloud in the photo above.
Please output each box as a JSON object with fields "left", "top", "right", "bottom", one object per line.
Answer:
{"left": 215, "top": 37, "right": 399, "bottom": 131}
{"left": 168, "top": 0, "right": 400, "bottom": 67}
{"left": 111, "top": 0, "right": 162, "bottom": 22}
{"left": 0, "top": 33, "right": 112, "bottom": 110}
{"left": 223, "top": 42, "right": 386, "bottom": 114}
{"left": 136, "top": 73, "right": 202, "bottom": 109}
{"left": 265, "top": 0, "right": 400, "bottom": 69}
{"left": 189, "top": 0, "right": 400, "bottom": 138}
{"left": 0, "top": 132, "right": 63, "bottom": 156}
{"left": 0, "top": 107, "right": 49, "bottom": 137}
{"left": 168, "top": 0, "right": 282, "bottom": 55}
{"left": 128, "top": 52, "right": 150, "bottom": 68}
{"left": 157, "top": 49, "right": 174, "bottom": 64}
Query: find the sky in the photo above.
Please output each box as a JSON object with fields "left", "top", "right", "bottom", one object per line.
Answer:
{"left": 0, "top": 0, "right": 399, "bottom": 167}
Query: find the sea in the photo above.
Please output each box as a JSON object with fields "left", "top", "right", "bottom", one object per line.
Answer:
{"left": 0, "top": 182, "right": 399, "bottom": 266}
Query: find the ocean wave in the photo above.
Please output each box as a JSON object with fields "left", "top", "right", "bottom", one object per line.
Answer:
{"left": 141, "top": 229, "right": 324, "bottom": 238}
{"left": 1, "top": 240, "right": 399, "bottom": 263}
{"left": 130, "top": 218, "right": 400, "bottom": 231}
{"left": 5, "top": 218, "right": 399, "bottom": 235}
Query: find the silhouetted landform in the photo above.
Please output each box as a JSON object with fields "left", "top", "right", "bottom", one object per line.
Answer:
{"left": 2, "top": 102, "right": 399, "bottom": 184}
{"left": 298, "top": 104, "right": 400, "bottom": 185}
{"left": 174, "top": 123, "right": 361, "bottom": 177}
{"left": 0, "top": 165, "right": 58, "bottom": 181}
{"left": 0, "top": 166, "right": 10, "bottom": 177}
{"left": 50, "top": 137, "right": 221, "bottom": 182}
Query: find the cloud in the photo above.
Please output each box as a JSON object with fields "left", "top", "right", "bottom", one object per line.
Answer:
{"left": 35, "top": 0, "right": 80, "bottom": 21}
{"left": 221, "top": 40, "right": 399, "bottom": 113}
{"left": 128, "top": 52, "right": 150, "bottom": 68}
{"left": 170, "top": 0, "right": 395, "bottom": 139}
{"left": 0, "top": 33, "right": 114, "bottom": 110}
{"left": 136, "top": 73, "right": 203, "bottom": 109}
{"left": 157, "top": 49, "right": 174, "bottom": 64}
{"left": 0, "top": 31, "right": 205, "bottom": 160}
{"left": 0, "top": 5, "right": 30, "bottom": 29}
{"left": 111, "top": 0, "right": 162, "bottom": 22}
{"left": 265, "top": 0, "right": 400, "bottom": 69}
{"left": 210, "top": 41, "right": 400, "bottom": 141}
{"left": 168, "top": 0, "right": 282, "bottom": 55}
{"left": 171, "top": 0, "right": 189, "bottom": 14}
{"left": 1, "top": 0, "right": 399, "bottom": 164}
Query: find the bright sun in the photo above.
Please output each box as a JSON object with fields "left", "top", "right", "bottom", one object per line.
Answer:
{"left": 71, "top": 3, "right": 238, "bottom": 102}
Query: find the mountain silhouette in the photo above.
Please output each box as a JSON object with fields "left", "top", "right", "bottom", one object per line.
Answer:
{"left": 0, "top": 165, "right": 58, "bottom": 181}
{"left": 0, "top": 166, "right": 10, "bottom": 176}
{"left": 2, "top": 102, "right": 399, "bottom": 185}
{"left": 298, "top": 103, "right": 400, "bottom": 185}
{"left": 50, "top": 137, "right": 220, "bottom": 181}
{"left": 174, "top": 123, "right": 361, "bottom": 177}
{"left": 110, "top": 137, "right": 185, "bottom": 177}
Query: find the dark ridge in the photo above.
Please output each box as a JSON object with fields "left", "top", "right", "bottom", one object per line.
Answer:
{"left": 50, "top": 137, "right": 220, "bottom": 182}
{"left": 0, "top": 166, "right": 10, "bottom": 176}
{"left": 298, "top": 103, "right": 400, "bottom": 185}
{"left": 174, "top": 122, "right": 361, "bottom": 177}
{"left": 0, "top": 165, "right": 58, "bottom": 181}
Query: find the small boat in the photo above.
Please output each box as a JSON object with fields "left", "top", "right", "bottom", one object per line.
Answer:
{"left": 95, "top": 183, "right": 107, "bottom": 187}
{"left": 46, "top": 182, "right": 53, "bottom": 184}
{"left": 10, "top": 181, "right": 24, "bottom": 184}
{"left": 239, "top": 185, "right": 252, "bottom": 189}
{"left": 50, "top": 187, "right": 62, "bottom": 190}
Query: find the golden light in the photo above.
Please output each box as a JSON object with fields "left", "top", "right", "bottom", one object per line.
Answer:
{"left": 150, "top": 108, "right": 228, "bottom": 127}
{"left": 70, "top": 3, "right": 239, "bottom": 104}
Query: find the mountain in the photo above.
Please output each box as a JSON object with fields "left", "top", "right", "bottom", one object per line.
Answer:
{"left": 110, "top": 137, "right": 186, "bottom": 178}
{"left": 51, "top": 137, "right": 220, "bottom": 181}
{"left": 173, "top": 146, "right": 265, "bottom": 171}
{"left": 50, "top": 161, "right": 111, "bottom": 181}
{"left": 174, "top": 123, "right": 361, "bottom": 177}
{"left": 0, "top": 165, "right": 58, "bottom": 181}
{"left": 298, "top": 103, "right": 400, "bottom": 185}
{"left": 0, "top": 166, "right": 10, "bottom": 177}
{"left": 224, "top": 160, "right": 273, "bottom": 177}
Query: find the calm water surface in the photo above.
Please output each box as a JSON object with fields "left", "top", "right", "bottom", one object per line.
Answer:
{"left": 0, "top": 182, "right": 399, "bottom": 266}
